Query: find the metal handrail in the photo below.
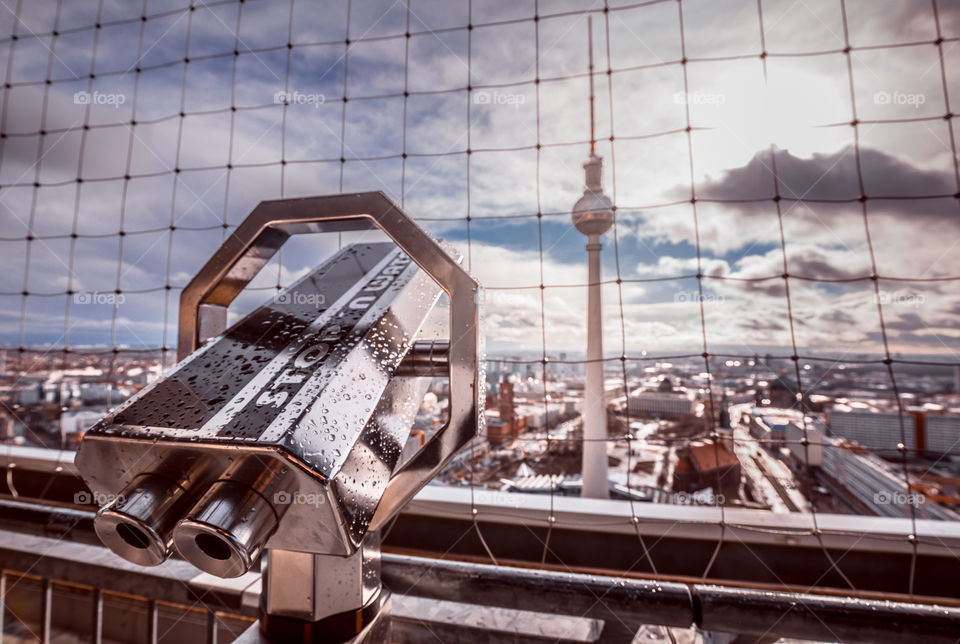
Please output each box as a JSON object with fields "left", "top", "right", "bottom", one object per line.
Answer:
{"left": 1, "top": 517, "right": 959, "bottom": 644}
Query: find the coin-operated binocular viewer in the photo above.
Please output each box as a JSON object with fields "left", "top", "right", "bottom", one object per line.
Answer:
{"left": 75, "top": 193, "right": 483, "bottom": 642}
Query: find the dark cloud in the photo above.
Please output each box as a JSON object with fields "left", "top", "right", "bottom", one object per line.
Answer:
{"left": 739, "top": 318, "right": 786, "bottom": 332}
{"left": 885, "top": 313, "right": 927, "bottom": 332}
{"left": 781, "top": 248, "right": 870, "bottom": 281}
{"left": 886, "top": 312, "right": 960, "bottom": 332}
{"left": 866, "top": 330, "right": 960, "bottom": 349}
{"left": 712, "top": 246, "right": 869, "bottom": 299}
{"left": 688, "top": 146, "right": 958, "bottom": 220}
{"left": 821, "top": 310, "right": 856, "bottom": 325}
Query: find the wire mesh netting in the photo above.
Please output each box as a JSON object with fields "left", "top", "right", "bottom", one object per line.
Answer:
{"left": 2, "top": 0, "right": 960, "bottom": 606}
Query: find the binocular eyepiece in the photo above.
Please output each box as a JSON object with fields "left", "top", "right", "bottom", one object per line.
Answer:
{"left": 94, "top": 458, "right": 293, "bottom": 578}
{"left": 93, "top": 472, "right": 191, "bottom": 567}
{"left": 172, "top": 458, "right": 291, "bottom": 578}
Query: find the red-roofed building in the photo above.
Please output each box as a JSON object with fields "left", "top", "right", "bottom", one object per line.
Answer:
{"left": 673, "top": 439, "right": 741, "bottom": 496}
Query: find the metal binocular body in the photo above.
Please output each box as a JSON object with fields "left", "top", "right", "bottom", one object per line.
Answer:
{"left": 74, "top": 193, "right": 482, "bottom": 640}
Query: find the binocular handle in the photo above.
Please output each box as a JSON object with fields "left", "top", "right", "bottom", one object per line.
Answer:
{"left": 177, "top": 192, "right": 482, "bottom": 530}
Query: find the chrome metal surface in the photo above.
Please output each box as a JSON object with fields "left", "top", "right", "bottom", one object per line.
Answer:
{"left": 75, "top": 193, "right": 482, "bottom": 576}
{"left": 174, "top": 192, "right": 482, "bottom": 532}
{"left": 395, "top": 340, "right": 449, "bottom": 378}
{"left": 382, "top": 553, "right": 693, "bottom": 633}
{"left": 382, "top": 554, "right": 960, "bottom": 644}
{"left": 91, "top": 587, "right": 103, "bottom": 644}
{"left": 236, "top": 594, "right": 392, "bottom": 644}
{"left": 41, "top": 578, "right": 51, "bottom": 642}
{"left": 174, "top": 458, "right": 294, "bottom": 578}
{"left": 264, "top": 536, "right": 380, "bottom": 622}
{"left": 0, "top": 444, "right": 80, "bottom": 475}
{"left": 92, "top": 454, "right": 216, "bottom": 566}
{"left": 94, "top": 473, "right": 187, "bottom": 566}
{"left": 695, "top": 584, "right": 960, "bottom": 644}
{"left": 78, "top": 242, "right": 439, "bottom": 559}
{"left": 148, "top": 599, "right": 159, "bottom": 644}
{"left": 207, "top": 610, "right": 219, "bottom": 644}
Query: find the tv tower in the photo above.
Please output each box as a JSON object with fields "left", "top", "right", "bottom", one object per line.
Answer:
{"left": 573, "top": 16, "right": 613, "bottom": 499}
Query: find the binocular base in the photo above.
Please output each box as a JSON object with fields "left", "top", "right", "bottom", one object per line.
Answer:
{"left": 236, "top": 590, "right": 391, "bottom": 644}
{"left": 264, "top": 588, "right": 390, "bottom": 644}
{"left": 248, "top": 542, "right": 388, "bottom": 643}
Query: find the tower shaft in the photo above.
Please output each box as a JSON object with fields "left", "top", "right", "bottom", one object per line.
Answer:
{"left": 581, "top": 234, "right": 609, "bottom": 499}
{"left": 573, "top": 17, "right": 614, "bottom": 500}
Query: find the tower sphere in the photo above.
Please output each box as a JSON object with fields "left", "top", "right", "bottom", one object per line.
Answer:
{"left": 571, "top": 154, "right": 615, "bottom": 236}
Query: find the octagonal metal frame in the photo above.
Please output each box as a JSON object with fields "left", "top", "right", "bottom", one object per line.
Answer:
{"left": 177, "top": 191, "right": 482, "bottom": 529}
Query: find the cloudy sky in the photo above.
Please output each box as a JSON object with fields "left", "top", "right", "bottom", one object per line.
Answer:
{"left": 1, "top": 0, "right": 960, "bottom": 360}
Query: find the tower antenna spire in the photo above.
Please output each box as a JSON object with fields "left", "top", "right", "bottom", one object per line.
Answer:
{"left": 572, "top": 13, "right": 614, "bottom": 500}
{"left": 587, "top": 16, "right": 596, "bottom": 156}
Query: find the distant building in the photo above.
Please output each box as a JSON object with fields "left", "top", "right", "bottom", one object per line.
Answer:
{"left": 820, "top": 437, "right": 958, "bottom": 521}
{"left": 485, "top": 379, "right": 519, "bottom": 446}
{"left": 673, "top": 439, "right": 741, "bottom": 496}
{"left": 15, "top": 382, "right": 43, "bottom": 406}
{"left": 921, "top": 413, "right": 960, "bottom": 455}
{"left": 784, "top": 420, "right": 825, "bottom": 467}
{"left": 60, "top": 409, "right": 103, "bottom": 440}
{"left": 499, "top": 380, "right": 515, "bottom": 428}
{"left": 718, "top": 393, "right": 731, "bottom": 429}
{"left": 487, "top": 416, "right": 513, "bottom": 446}
{"left": 60, "top": 408, "right": 106, "bottom": 446}
{"left": 767, "top": 374, "right": 798, "bottom": 409}
{"left": 746, "top": 408, "right": 798, "bottom": 446}
{"left": 827, "top": 405, "right": 960, "bottom": 457}
{"left": 518, "top": 403, "right": 567, "bottom": 430}
{"left": 628, "top": 390, "right": 694, "bottom": 419}
{"left": 765, "top": 372, "right": 821, "bottom": 411}
{"left": 827, "top": 406, "right": 920, "bottom": 454}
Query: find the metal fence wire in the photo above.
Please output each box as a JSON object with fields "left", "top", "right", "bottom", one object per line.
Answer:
{"left": 2, "top": 0, "right": 960, "bottom": 615}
